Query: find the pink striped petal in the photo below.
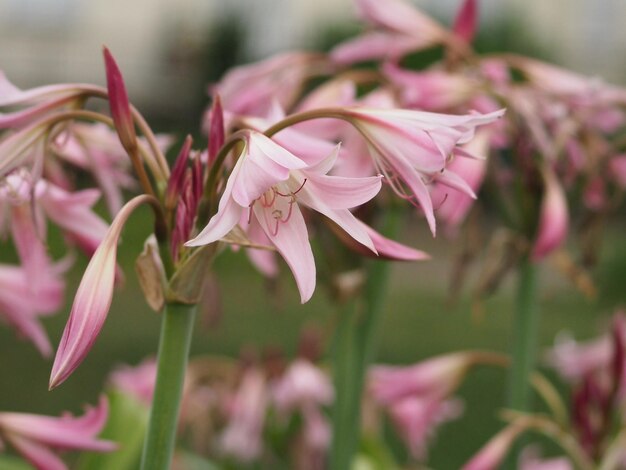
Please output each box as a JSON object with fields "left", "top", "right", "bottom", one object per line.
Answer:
{"left": 50, "top": 195, "right": 155, "bottom": 388}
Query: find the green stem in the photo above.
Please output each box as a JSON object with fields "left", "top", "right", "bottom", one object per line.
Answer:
{"left": 140, "top": 302, "right": 197, "bottom": 470}
{"left": 506, "top": 257, "right": 540, "bottom": 464}
{"left": 329, "top": 207, "right": 400, "bottom": 470}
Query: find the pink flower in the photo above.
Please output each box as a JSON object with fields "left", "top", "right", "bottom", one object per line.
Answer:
{"left": 109, "top": 357, "right": 157, "bottom": 406}
{"left": 531, "top": 168, "right": 569, "bottom": 261}
{"left": 0, "top": 396, "right": 116, "bottom": 470}
{"left": 214, "top": 52, "right": 328, "bottom": 119}
{"left": 330, "top": 0, "right": 447, "bottom": 65}
{"left": 546, "top": 332, "right": 613, "bottom": 382}
{"left": 0, "top": 263, "right": 63, "bottom": 356}
{"left": 0, "top": 71, "right": 103, "bottom": 129}
{"left": 271, "top": 359, "right": 334, "bottom": 414}
{"left": 219, "top": 368, "right": 267, "bottom": 463}
{"left": 51, "top": 123, "right": 137, "bottom": 214}
{"left": 431, "top": 130, "right": 490, "bottom": 234}
{"left": 341, "top": 107, "right": 504, "bottom": 234}
{"left": 186, "top": 131, "right": 382, "bottom": 302}
{"left": 387, "top": 396, "right": 463, "bottom": 460}
{"left": 369, "top": 353, "right": 474, "bottom": 405}
{"left": 50, "top": 195, "right": 156, "bottom": 388}
{"left": 383, "top": 63, "right": 478, "bottom": 111}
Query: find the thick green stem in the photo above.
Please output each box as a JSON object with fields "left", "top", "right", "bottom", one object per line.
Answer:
{"left": 506, "top": 257, "right": 540, "bottom": 464}
{"left": 329, "top": 208, "right": 400, "bottom": 470}
{"left": 140, "top": 302, "right": 197, "bottom": 470}
{"left": 508, "top": 258, "right": 540, "bottom": 410}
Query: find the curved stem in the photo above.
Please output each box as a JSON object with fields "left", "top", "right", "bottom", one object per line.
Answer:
{"left": 140, "top": 302, "right": 197, "bottom": 470}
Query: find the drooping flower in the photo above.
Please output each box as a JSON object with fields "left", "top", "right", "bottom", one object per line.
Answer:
{"left": 186, "top": 131, "right": 382, "bottom": 302}
{"left": 369, "top": 353, "right": 477, "bottom": 405}
{"left": 0, "top": 396, "right": 116, "bottom": 470}
{"left": 50, "top": 195, "right": 157, "bottom": 389}
{"left": 338, "top": 107, "right": 505, "bottom": 234}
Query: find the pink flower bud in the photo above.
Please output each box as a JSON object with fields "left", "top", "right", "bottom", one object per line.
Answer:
{"left": 103, "top": 47, "right": 137, "bottom": 153}
{"left": 531, "top": 168, "right": 568, "bottom": 261}
{"left": 453, "top": 0, "right": 478, "bottom": 43}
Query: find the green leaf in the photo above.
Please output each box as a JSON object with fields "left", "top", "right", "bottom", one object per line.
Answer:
{"left": 76, "top": 390, "right": 148, "bottom": 470}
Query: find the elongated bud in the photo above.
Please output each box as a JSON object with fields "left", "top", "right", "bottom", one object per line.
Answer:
{"left": 453, "top": 0, "right": 478, "bottom": 44}
{"left": 207, "top": 94, "right": 225, "bottom": 164}
{"left": 165, "top": 135, "right": 193, "bottom": 210}
{"left": 50, "top": 195, "right": 157, "bottom": 389}
{"left": 103, "top": 47, "right": 137, "bottom": 153}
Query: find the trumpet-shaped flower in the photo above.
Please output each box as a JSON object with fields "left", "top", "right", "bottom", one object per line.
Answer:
{"left": 50, "top": 195, "right": 156, "bottom": 388}
{"left": 0, "top": 396, "right": 116, "bottom": 470}
{"left": 186, "top": 131, "right": 382, "bottom": 302}
{"left": 341, "top": 107, "right": 504, "bottom": 234}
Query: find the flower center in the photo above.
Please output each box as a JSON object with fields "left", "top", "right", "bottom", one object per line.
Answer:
{"left": 249, "top": 178, "right": 307, "bottom": 236}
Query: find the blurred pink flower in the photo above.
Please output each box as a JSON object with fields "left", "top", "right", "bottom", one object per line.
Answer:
{"left": 388, "top": 396, "right": 463, "bottom": 460}
{"left": 0, "top": 396, "right": 115, "bottom": 470}
{"left": 369, "top": 353, "right": 474, "bottom": 405}
{"left": 271, "top": 359, "right": 333, "bottom": 414}
{"left": 214, "top": 52, "right": 328, "bottom": 119}
{"left": 109, "top": 357, "right": 157, "bottom": 405}
{"left": 452, "top": 0, "right": 478, "bottom": 44}
{"left": 0, "top": 71, "right": 102, "bottom": 129}
{"left": 330, "top": 0, "right": 447, "bottom": 64}
{"left": 220, "top": 368, "right": 267, "bottom": 463}
{"left": 0, "top": 263, "right": 64, "bottom": 356}
{"left": 383, "top": 63, "right": 478, "bottom": 111}
{"left": 186, "top": 132, "right": 382, "bottom": 302}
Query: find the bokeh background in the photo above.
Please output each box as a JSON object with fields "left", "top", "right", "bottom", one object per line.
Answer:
{"left": 0, "top": 0, "right": 625, "bottom": 467}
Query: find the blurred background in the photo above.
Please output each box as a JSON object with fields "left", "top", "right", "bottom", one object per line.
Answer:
{"left": 0, "top": 0, "right": 625, "bottom": 467}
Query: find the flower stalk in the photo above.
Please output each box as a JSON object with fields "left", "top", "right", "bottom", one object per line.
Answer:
{"left": 329, "top": 204, "right": 401, "bottom": 470}
{"left": 140, "top": 302, "right": 197, "bottom": 470}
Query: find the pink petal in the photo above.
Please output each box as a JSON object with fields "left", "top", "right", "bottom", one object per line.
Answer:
{"left": 253, "top": 202, "right": 315, "bottom": 303}
{"left": 360, "top": 222, "right": 429, "bottom": 261}
{"left": 7, "top": 435, "right": 68, "bottom": 470}
{"left": 230, "top": 132, "right": 306, "bottom": 207}
{"left": 50, "top": 196, "right": 154, "bottom": 388}
{"left": 531, "top": 169, "right": 568, "bottom": 261}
